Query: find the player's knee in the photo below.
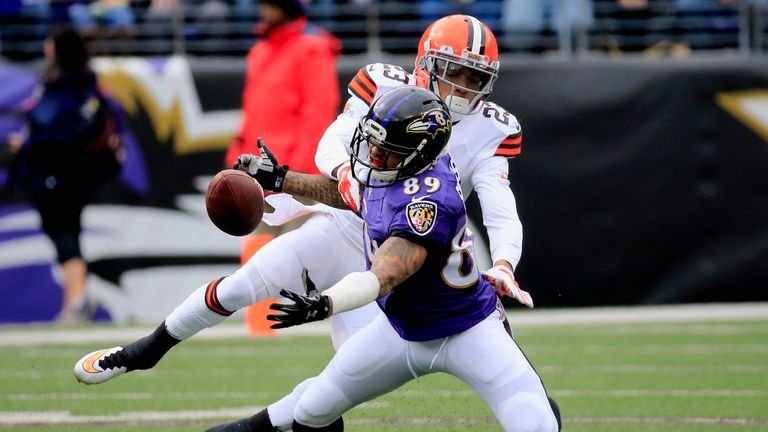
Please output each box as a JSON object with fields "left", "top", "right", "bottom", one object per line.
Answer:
{"left": 292, "top": 377, "right": 315, "bottom": 398}
{"left": 294, "top": 380, "right": 348, "bottom": 427}
{"left": 294, "top": 400, "right": 341, "bottom": 428}
{"left": 215, "top": 267, "right": 265, "bottom": 311}
{"left": 497, "top": 393, "right": 559, "bottom": 432}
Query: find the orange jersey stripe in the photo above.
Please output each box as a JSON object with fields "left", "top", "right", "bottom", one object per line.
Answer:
{"left": 356, "top": 68, "right": 377, "bottom": 94}
{"left": 347, "top": 68, "right": 376, "bottom": 105}
{"left": 501, "top": 136, "right": 522, "bottom": 146}
{"left": 205, "top": 277, "right": 233, "bottom": 316}
{"left": 348, "top": 80, "right": 374, "bottom": 105}
{"left": 495, "top": 146, "right": 522, "bottom": 157}
{"left": 495, "top": 133, "right": 522, "bottom": 157}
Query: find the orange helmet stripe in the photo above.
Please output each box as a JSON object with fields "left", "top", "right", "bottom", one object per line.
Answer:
{"left": 465, "top": 15, "right": 486, "bottom": 56}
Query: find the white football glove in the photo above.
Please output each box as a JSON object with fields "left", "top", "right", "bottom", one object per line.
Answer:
{"left": 336, "top": 162, "right": 363, "bottom": 213}
{"left": 482, "top": 265, "right": 534, "bottom": 308}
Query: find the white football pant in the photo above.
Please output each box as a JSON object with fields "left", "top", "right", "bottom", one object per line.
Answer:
{"left": 165, "top": 210, "right": 379, "bottom": 349}
{"left": 294, "top": 311, "right": 559, "bottom": 432}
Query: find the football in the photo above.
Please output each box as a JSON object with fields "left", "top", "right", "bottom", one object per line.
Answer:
{"left": 206, "top": 169, "right": 264, "bottom": 236}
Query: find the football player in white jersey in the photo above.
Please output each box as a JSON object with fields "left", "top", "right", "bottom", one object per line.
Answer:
{"left": 74, "top": 14, "right": 560, "bottom": 432}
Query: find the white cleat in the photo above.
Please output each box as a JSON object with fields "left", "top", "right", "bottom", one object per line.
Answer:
{"left": 74, "top": 347, "right": 128, "bottom": 385}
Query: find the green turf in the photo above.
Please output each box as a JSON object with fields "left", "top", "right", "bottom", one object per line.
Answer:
{"left": 1, "top": 319, "right": 767, "bottom": 431}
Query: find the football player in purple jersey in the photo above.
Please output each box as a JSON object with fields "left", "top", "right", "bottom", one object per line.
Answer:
{"left": 262, "top": 86, "right": 559, "bottom": 432}
{"left": 74, "top": 14, "right": 561, "bottom": 432}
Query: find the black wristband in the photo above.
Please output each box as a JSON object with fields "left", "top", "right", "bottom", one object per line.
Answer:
{"left": 272, "top": 165, "right": 289, "bottom": 192}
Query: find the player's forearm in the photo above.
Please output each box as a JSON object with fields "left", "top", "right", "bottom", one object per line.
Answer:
{"left": 281, "top": 171, "right": 349, "bottom": 209}
{"left": 323, "top": 237, "right": 427, "bottom": 316}
{"left": 370, "top": 237, "right": 428, "bottom": 296}
{"left": 474, "top": 169, "right": 523, "bottom": 269}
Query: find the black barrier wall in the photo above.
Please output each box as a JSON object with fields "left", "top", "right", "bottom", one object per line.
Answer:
{"left": 487, "top": 60, "right": 768, "bottom": 306}
{"left": 3, "top": 57, "right": 768, "bottom": 308}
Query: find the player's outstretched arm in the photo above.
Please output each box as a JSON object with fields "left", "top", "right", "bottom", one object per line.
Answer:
{"left": 281, "top": 171, "right": 349, "bottom": 209}
{"left": 233, "top": 138, "right": 350, "bottom": 209}
{"left": 266, "top": 237, "right": 427, "bottom": 329}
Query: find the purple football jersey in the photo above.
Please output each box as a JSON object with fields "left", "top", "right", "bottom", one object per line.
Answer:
{"left": 362, "top": 155, "right": 498, "bottom": 341}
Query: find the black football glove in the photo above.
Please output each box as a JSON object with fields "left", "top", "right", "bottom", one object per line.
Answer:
{"left": 267, "top": 289, "right": 331, "bottom": 329}
{"left": 232, "top": 138, "right": 288, "bottom": 192}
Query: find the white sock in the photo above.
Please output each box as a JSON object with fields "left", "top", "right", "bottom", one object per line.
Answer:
{"left": 165, "top": 283, "right": 228, "bottom": 340}
{"left": 166, "top": 268, "right": 269, "bottom": 340}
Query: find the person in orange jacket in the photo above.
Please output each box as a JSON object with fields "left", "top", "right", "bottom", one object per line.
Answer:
{"left": 225, "top": 0, "right": 341, "bottom": 175}
{"left": 226, "top": 0, "right": 341, "bottom": 332}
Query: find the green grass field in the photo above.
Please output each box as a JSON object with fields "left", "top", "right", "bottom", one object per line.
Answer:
{"left": 1, "top": 318, "right": 767, "bottom": 431}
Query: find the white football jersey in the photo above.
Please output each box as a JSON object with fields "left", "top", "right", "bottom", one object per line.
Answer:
{"left": 315, "top": 63, "right": 523, "bottom": 268}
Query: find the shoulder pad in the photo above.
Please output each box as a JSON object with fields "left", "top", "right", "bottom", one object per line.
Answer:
{"left": 481, "top": 102, "right": 523, "bottom": 158}
{"left": 347, "top": 63, "right": 413, "bottom": 106}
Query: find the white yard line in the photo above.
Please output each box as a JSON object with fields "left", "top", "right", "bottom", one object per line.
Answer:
{"left": 566, "top": 417, "right": 768, "bottom": 425}
{"left": 0, "top": 302, "right": 766, "bottom": 347}
{"left": 503, "top": 302, "right": 768, "bottom": 326}
{"left": 0, "top": 401, "right": 390, "bottom": 427}
{"left": 0, "top": 407, "right": 263, "bottom": 426}
{"left": 395, "top": 389, "right": 768, "bottom": 398}
{"left": 4, "top": 388, "right": 766, "bottom": 402}
{"left": 0, "top": 319, "right": 329, "bottom": 347}
{"left": 1, "top": 410, "right": 766, "bottom": 427}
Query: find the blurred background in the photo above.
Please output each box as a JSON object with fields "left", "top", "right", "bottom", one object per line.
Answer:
{"left": 1, "top": 0, "right": 767, "bottom": 325}
{"left": 2, "top": 0, "right": 768, "bottom": 58}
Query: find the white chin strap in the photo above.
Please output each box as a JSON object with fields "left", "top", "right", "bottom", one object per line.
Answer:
{"left": 371, "top": 169, "right": 398, "bottom": 182}
{"left": 445, "top": 94, "right": 472, "bottom": 115}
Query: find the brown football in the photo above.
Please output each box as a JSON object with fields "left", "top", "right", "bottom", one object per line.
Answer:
{"left": 205, "top": 169, "right": 264, "bottom": 236}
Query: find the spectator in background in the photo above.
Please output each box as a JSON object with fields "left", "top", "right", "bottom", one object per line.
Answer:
{"left": 1, "top": 0, "right": 50, "bottom": 22}
{"left": 144, "top": 0, "right": 230, "bottom": 23}
{"left": 594, "top": 0, "right": 658, "bottom": 53}
{"left": 225, "top": 0, "right": 340, "bottom": 175}
{"left": 7, "top": 28, "right": 120, "bottom": 324}
{"left": 226, "top": 0, "right": 340, "bottom": 332}
{"left": 67, "top": 0, "right": 136, "bottom": 37}
{"left": 143, "top": 0, "right": 179, "bottom": 21}
{"left": 673, "top": 0, "right": 766, "bottom": 51}
{"left": 192, "top": 0, "right": 230, "bottom": 22}
{"left": 419, "top": 0, "right": 502, "bottom": 31}
{"left": 502, "top": 0, "right": 594, "bottom": 51}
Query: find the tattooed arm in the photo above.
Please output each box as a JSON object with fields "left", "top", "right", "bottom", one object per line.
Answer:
{"left": 281, "top": 170, "right": 349, "bottom": 209}
{"left": 319, "top": 236, "right": 427, "bottom": 316}
{"left": 233, "top": 141, "right": 350, "bottom": 209}
{"left": 370, "top": 236, "right": 428, "bottom": 297}
{"left": 266, "top": 235, "right": 428, "bottom": 325}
